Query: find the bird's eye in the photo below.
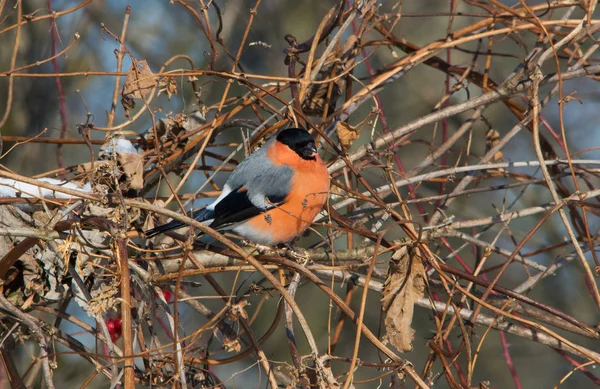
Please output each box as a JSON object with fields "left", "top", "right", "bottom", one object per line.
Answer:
{"left": 298, "top": 143, "right": 317, "bottom": 160}
{"left": 291, "top": 141, "right": 317, "bottom": 160}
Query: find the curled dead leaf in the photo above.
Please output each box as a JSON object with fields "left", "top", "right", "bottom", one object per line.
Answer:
{"left": 485, "top": 129, "right": 504, "bottom": 176}
{"left": 301, "top": 69, "right": 343, "bottom": 116}
{"left": 336, "top": 121, "right": 361, "bottom": 151}
{"left": 121, "top": 59, "right": 157, "bottom": 117}
{"left": 143, "top": 111, "right": 206, "bottom": 147}
{"left": 227, "top": 298, "right": 249, "bottom": 321}
{"left": 86, "top": 277, "right": 120, "bottom": 317}
{"left": 273, "top": 363, "right": 298, "bottom": 388}
{"left": 157, "top": 76, "right": 178, "bottom": 100}
{"left": 381, "top": 246, "right": 426, "bottom": 352}
{"left": 485, "top": 129, "right": 503, "bottom": 162}
{"left": 315, "top": 354, "right": 344, "bottom": 389}
{"left": 301, "top": 35, "right": 360, "bottom": 117}
{"left": 561, "top": 91, "right": 583, "bottom": 105}
{"left": 222, "top": 333, "right": 241, "bottom": 353}
{"left": 99, "top": 138, "right": 144, "bottom": 190}
{"left": 338, "top": 35, "right": 360, "bottom": 71}
{"left": 117, "top": 152, "right": 144, "bottom": 190}
{"left": 120, "top": 95, "right": 135, "bottom": 118}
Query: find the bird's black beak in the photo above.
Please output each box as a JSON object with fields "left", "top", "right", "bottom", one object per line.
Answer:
{"left": 304, "top": 143, "right": 318, "bottom": 159}
{"left": 292, "top": 141, "right": 319, "bottom": 160}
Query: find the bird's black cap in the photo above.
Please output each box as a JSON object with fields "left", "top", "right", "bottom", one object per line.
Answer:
{"left": 276, "top": 128, "right": 314, "bottom": 146}
{"left": 276, "top": 128, "right": 318, "bottom": 160}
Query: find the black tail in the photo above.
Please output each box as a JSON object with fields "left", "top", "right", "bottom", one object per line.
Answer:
{"left": 145, "top": 208, "right": 214, "bottom": 238}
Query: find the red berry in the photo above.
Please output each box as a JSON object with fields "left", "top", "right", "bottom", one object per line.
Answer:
{"left": 105, "top": 317, "right": 123, "bottom": 342}
{"left": 154, "top": 288, "right": 174, "bottom": 302}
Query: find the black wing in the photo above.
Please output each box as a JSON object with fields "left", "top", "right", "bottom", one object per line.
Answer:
{"left": 211, "top": 186, "right": 285, "bottom": 229}
{"left": 145, "top": 208, "right": 214, "bottom": 238}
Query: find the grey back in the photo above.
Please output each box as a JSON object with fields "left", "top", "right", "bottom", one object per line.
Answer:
{"left": 225, "top": 139, "right": 294, "bottom": 209}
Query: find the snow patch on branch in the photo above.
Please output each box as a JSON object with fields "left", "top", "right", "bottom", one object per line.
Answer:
{"left": 101, "top": 138, "right": 139, "bottom": 155}
{"left": 0, "top": 178, "right": 92, "bottom": 199}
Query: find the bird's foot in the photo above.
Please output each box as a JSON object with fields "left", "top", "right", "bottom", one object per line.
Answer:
{"left": 241, "top": 240, "right": 274, "bottom": 254}
{"left": 278, "top": 243, "right": 310, "bottom": 262}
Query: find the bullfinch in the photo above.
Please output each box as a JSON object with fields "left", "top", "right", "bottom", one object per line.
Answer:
{"left": 145, "top": 128, "right": 330, "bottom": 245}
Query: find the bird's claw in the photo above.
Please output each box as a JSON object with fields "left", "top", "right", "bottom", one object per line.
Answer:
{"left": 279, "top": 244, "right": 310, "bottom": 262}
{"left": 241, "top": 241, "right": 310, "bottom": 262}
{"left": 241, "top": 240, "right": 273, "bottom": 254}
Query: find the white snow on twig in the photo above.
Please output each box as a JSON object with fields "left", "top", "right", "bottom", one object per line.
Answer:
{"left": 101, "top": 138, "right": 139, "bottom": 155}
{"left": 0, "top": 178, "right": 92, "bottom": 199}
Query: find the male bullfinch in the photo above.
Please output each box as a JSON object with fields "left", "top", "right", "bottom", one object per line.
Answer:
{"left": 145, "top": 128, "right": 330, "bottom": 245}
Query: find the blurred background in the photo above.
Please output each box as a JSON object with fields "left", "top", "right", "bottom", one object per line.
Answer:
{"left": 1, "top": 0, "right": 600, "bottom": 388}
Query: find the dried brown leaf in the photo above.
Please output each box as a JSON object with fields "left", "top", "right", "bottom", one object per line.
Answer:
{"left": 157, "top": 76, "right": 178, "bottom": 100}
{"left": 273, "top": 363, "right": 297, "bottom": 389}
{"left": 21, "top": 252, "right": 43, "bottom": 297}
{"left": 315, "top": 354, "right": 343, "bottom": 389}
{"left": 121, "top": 95, "right": 135, "bottom": 118}
{"left": 222, "top": 333, "right": 241, "bottom": 353}
{"left": 121, "top": 60, "right": 157, "bottom": 116}
{"left": 561, "top": 91, "right": 583, "bottom": 105}
{"left": 117, "top": 152, "right": 144, "bottom": 190}
{"left": 336, "top": 121, "right": 361, "bottom": 152}
{"left": 358, "top": 0, "right": 377, "bottom": 17}
{"left": 338, "top": 35, "right": 360, "bottom": 71}
{"left": 381, "top": 246, "right": 426, "bottom": 352}
{"left": 87, "top": 278, "right": 120, "bottom": 316}
{"left": 301, "top": 36, "right": 359, "bottom": 117}
{"left": 227, "top": 298, "right": 249, "bottom": 321}
{"left": 485, "top": 129, "right": 503, "bottom": 162}
{"left": 77, "top": 160, "right": 110, "bottom": 174}
{"left": 301, "top": 69, "right": 343, "bottom": 116}
{"left": 96, "top": 138, "right": 144, "bottom": 190}
{"left": 122, "top": 60, "right": 156, "bottom": 99}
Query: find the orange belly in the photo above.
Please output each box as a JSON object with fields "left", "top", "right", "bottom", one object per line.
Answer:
{"left": 233, "top": 162, "right": 329, "bottom": 245}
